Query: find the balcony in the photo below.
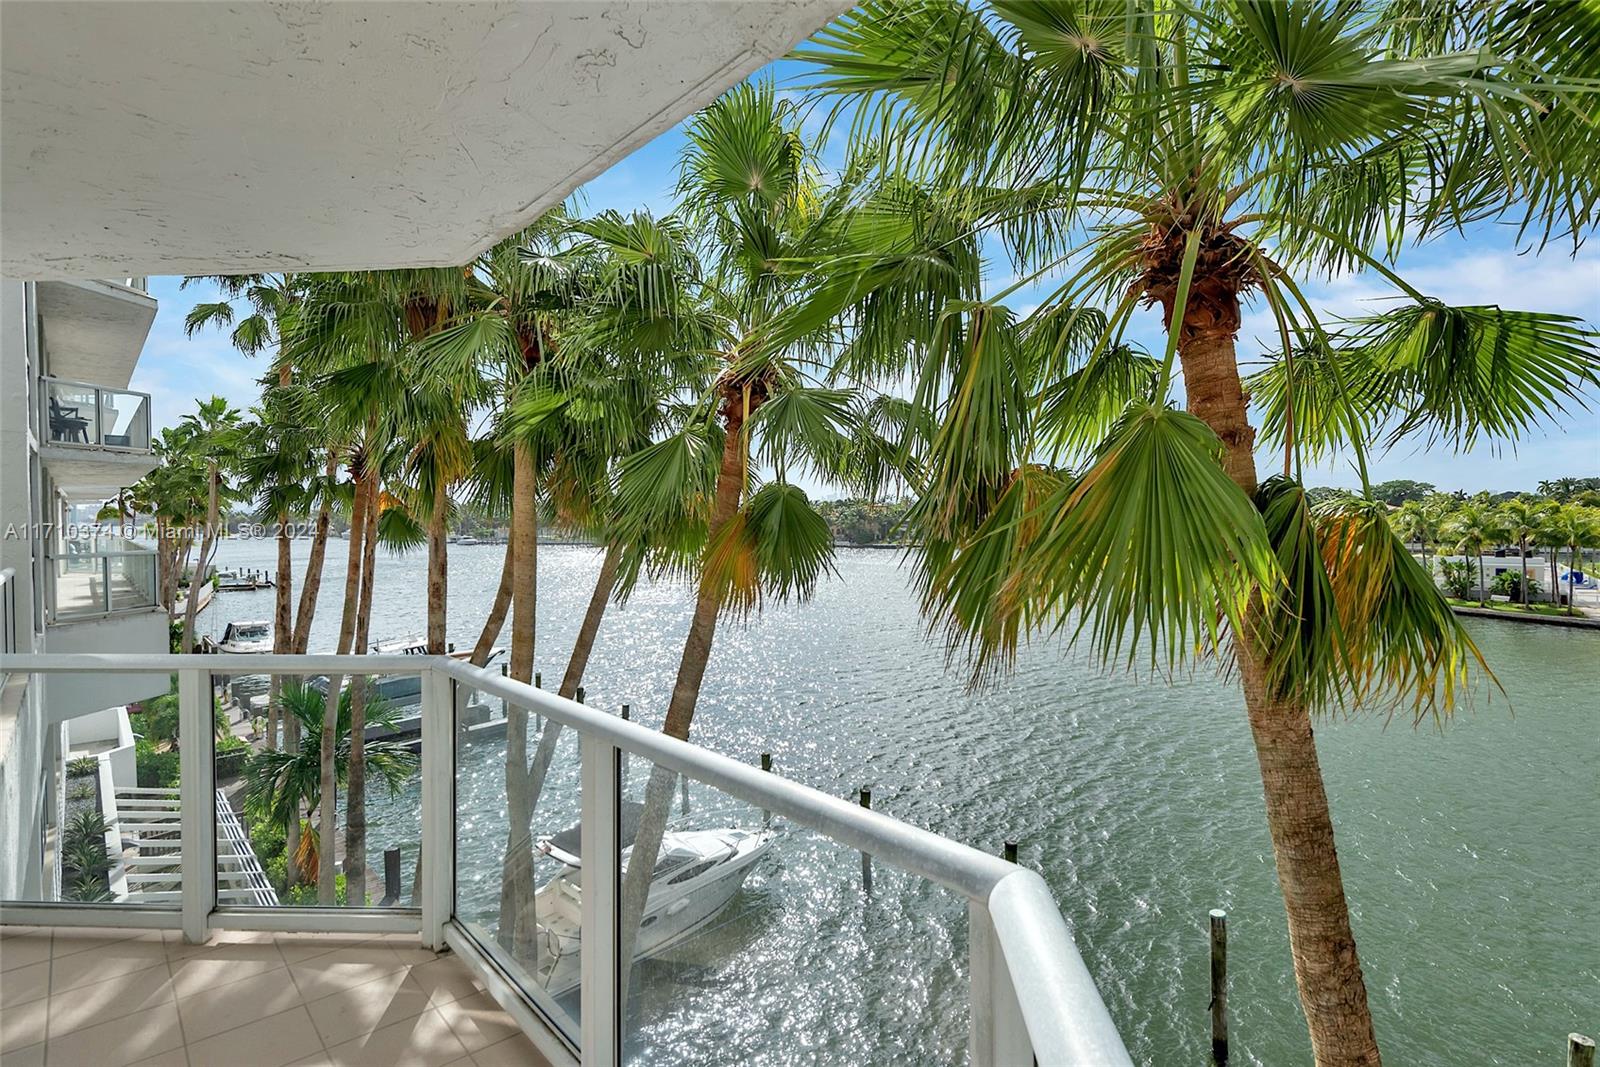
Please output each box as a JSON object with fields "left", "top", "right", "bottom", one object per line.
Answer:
{"left": 45, "top": 538, "right": 158, "bottom": 622}
{"left": 39, "top": 377, "right": 157, "bottom": 497}
{"left": 34, "top": 280, "right": 157, "bottom": 391}
{"left": 0, "top": 653, "right": 1132, "bottom": 1067}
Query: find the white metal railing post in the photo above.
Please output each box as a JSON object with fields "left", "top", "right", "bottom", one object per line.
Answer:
{"left": 178, "top": 668, "right": 215, "bottom": 943}
{"left": 580, "top": 733, "right": 620, "bottom": 1066}
{"left": 969, "top": 900, "right": 1033, "bottom": 1067}
{"left": 420, "top": 665, "right": 455, "bottom": 951}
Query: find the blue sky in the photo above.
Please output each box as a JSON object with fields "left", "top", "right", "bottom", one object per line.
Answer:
{"left": 132, "top": 62, "right": 1599, "bottom": 496}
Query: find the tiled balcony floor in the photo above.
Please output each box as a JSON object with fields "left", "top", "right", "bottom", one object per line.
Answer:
{"left": 0, "top": 926, "right": 552, "bottom": 1067}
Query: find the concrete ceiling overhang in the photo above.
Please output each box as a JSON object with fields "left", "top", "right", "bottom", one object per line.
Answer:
{"left": 36, "top": 281, "right": 158, "bottom": 390}
{"left": 1, "top": 0, "right": 844, "bottom": 279}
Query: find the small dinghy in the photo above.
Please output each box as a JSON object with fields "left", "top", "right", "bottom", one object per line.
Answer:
{"left": 530, "top": 802, "right": 773, "bottom": 995}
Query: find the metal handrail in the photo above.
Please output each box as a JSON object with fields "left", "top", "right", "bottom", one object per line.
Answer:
{"left": 0, "top": 567, "right": 16, "bottom": 656}
{"left": 0, "top": 652, "right": 1133, "bottom": 1064}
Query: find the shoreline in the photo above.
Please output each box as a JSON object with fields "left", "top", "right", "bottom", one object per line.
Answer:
{"left": 1451, "top": 605, "right": 1600, "bottom": 630}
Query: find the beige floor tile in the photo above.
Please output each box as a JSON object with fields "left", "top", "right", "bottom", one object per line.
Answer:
{"left": 45, "top": 1000, "right": 184, "bottom": 1067}
{"left": 469, "top": 1032, "right": 552, "bottom": 1067}
{"left": 0, "top": 1041, "right": 45, "bottom": 1067}
{"left": 164, "top": 928, "right": 279, "bottom": 960}
{"left": 46, "top": 959, "right": 175, "bottom": 1039}
{"left": 318, "top": 1007, "right": 468, "bottom": 1067}
{"left": 0, "top": 959, "right": 50, "bottom": 1007}
{"left": 303, "top": 969, "right": 433, "bottom": 1048}
{"left": 48, "top": 934, "right": 168, "bottom": 994}
{"left": 0, "top": 927, "right": 47, "bottom": 939}
{"left": 287, "top": 944, "right": 406, "bottom": 1003}
{"left": 168, "top": 941, "right": 287, "bottom": 999}
{"left": 434, "top": 992, "right": 522, "bottom": 1053}
{"left": 49, "top": 927, "right": 150, "bottom": 960}
{"left": 127, "top": 1050, "right": 190, "bottom": 1067}
{"left": 182, "top": 1004, "right": 324, "bottom": 1067}
{"left": 0, "top": 934, "right": 52, "bottom": 973}
{"left": 175, "top": 964, "right": 306, "bottom": 1042}
{"left": 274, "top": 935, "right": 382, "bottom": 966}
{"left": 404, "top": 955, "right": 486, "bottom": 1008}
{"left": 0, "top": 997, "right": 48, "bottom": 1053}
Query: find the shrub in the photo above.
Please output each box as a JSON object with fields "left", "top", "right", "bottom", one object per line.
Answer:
{"left": 135, "top": 739, "right": 180, "bottom": 789}
{"left": 62, "top": 837, "right": 109, "bottom": 879}
{"left": 66, "top": 781, "right": 96, "bottom": 803}
{"left": 283, "top": 873, "right": 348, "bottom": 906}
{"left": 1491, "top": 570, "right": 1541, "bottom": 601}
{"left": 66, "top": 756, "right": 100, "bottom": 778}
{"left": 64, "top": 809, "right": 109, "bottom": 846}
{"left": 1439, "top": 560, "right": 1476, "bottom": 600}
{"left": 66, "top": 875, "right": 112, "bottom": 902}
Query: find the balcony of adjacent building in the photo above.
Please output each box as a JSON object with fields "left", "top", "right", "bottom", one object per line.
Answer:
{"left": 38, "top": 377, "right": 158, "bottom": 496}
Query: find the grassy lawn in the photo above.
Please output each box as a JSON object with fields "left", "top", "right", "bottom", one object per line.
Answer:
{"left": 1445, "top": 598, "right": 1583, "bottom": 619}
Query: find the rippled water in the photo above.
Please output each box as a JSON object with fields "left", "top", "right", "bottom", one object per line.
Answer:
{"left": 204, "top": 539, "right": 1599, "bottom": 1065}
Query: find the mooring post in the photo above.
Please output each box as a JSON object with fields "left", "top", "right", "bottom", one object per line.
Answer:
{"left": 1570, "top": 1033, "right": 1596, "bottom": 1067}
{"left": 759, "top": 753, "right": 773, "bottom": 823}
{"left": 1003, "top": 840, "right": 1018, "bottom": 864}
{"left": 618, "top": 704, "right": 630, "bottom": 786}
{"left": 1210, "top": 909, "right": 1229, "bottom": 1064}
{"left": 381, "top": 847, "right": 401, "bottom": 906}
{"left": 860, "top": 788, "right": 874, "bottom": 894}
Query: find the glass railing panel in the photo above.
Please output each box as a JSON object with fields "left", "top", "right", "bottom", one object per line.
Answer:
{"left": 214, "top": 669, "right": 423, "bottom": 909}
{"left": 453, "top": 675, "right": 585, "bottom": 1042}
{"left": 616, "top": 755, "right": 971, "bottom": 1065}
{"left": 99, "top": 389, "right": 151, "bottom": 450}
{"left": 49, "top": 555, "right": 107, "bottom": 619}
{"left": 106, "top": 552, "right": 158, "bottom": 612}
{"left": 0, "top": 670, "right": 180, "bottom": 907}
{"left": 45, "top": 379, "right": 99, "bottom": 445}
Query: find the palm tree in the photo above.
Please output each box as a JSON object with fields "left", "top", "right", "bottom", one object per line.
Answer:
{"left": 241, "top": 680, "right": 418, "bottom": 891}
{"left": 1496, "top": 497, "right": 1554, "bottom": 607}
{"left": 799, "top": 4, "right": 1599, "bottom": 1060}
{"left": 177, "top": 397, "right": 242, "bottom": 653}
{"left": 1551, "top": 505, "right": 1600, "bottom": 616}
{"left": 1391, "top": 500, "right": 1439, "bottom": 580}
{"left": 1444, "top": 502, "right": 1505, "bottom": 606}
{"left": 587, "top": 84, "right": 923, "bottom": 979}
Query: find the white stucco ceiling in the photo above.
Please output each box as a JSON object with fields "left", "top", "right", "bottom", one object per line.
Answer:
{"left": 1, "top": 0, "right": 844, "bottom": 279}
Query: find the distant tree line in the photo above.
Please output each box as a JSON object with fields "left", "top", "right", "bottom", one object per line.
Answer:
{"left": 813, "top": 498, "right": 912, "bottom": 545}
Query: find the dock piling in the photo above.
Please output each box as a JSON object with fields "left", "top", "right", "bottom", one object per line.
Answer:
{"left": 759, "top": 753, "right": 773, "bottom": 823}
{"left": 1003, "top": 841, "right": 1018, "bottom": 864}
{"left": 380, "top": 848, "right": 401, "bottom": 906}
{"left": 859, "top": 788, "right": 873, "bottom": 894}
{"left": 1571, "top": 1034, "right": 1596, "bottom": 1067}
{"left": 1210, "top": 909, "right": 1228, "bottom": 1064}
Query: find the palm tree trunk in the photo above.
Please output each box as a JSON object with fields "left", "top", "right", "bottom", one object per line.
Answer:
{"left": 1569, "top": 543, "right": 1580, "bottom": 615}
{"left": 182, "top": 465, "right": 220, "bottom": 653}
{"left": 319, "top": 461, "right": 369, "bottom": 905}
{"left": 345, "top": 470, "right": 380, "bottom": 906}
{"left": 498, "top": 441, "right": 539, "bottom": 955}
{"left": 1177, "top": 310, "right": 1381, "bottom": 1067}
{"left": 1520, "top": 539, "right": 1530, "bottom": 606}
{"left": 619, "top": 394, "right": 751, "bottom": 986}
{"left": 427, "top": 486, "right": 449, "bottom": 655}
{"left": 470, "top": 538, "right": 515, "bottom": 665}
{"left": 267, "top": 517, "right": 295, "bottom": 752}
{"left": 1477, "top": 554, "right": 1487, "bottom": 606}
{"left": 292, "top": 453, "right": 338, "bottom": 654}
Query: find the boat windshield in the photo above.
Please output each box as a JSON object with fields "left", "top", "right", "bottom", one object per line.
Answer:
{"left": 231, "top": 624, "right": 269, "bottom": 640}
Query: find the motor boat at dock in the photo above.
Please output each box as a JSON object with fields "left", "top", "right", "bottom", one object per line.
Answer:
{"left": 529, "top": 802, "right": 774, "bottom": 996}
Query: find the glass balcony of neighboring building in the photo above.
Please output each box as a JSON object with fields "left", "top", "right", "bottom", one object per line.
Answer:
{"left": 46, "top": 535, "right": 159, "bottom": 620}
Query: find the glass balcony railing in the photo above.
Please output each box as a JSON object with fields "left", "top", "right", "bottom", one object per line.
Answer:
{"left": 47, "top": 542, "right": 159, "bottom": 620}
{"left": 0, "top": 653, "right": 1133, "bottom": 1066}
{"left": 41, "top": 376, "right": 152, "bottom": 451}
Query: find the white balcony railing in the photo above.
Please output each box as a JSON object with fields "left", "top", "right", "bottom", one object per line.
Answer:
{"left": 41, "top": 376, "right": 153, "bottom": 451}
{"left": 0, "top": 653, "right": 1132, "bottom": 1066}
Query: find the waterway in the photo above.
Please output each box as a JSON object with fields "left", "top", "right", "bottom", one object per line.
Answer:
{"left": 200, "top": 538, "right": 1599, "bottom": 1065}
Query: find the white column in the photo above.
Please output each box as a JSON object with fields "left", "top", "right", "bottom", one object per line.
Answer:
{"left": 419, "top": 666, "right": 455, "bottom": 951}
{"left": 580, "top": 733, "right": 620, "bottom": 1066}
{"left": 178, "top": 667, "right": 215, "bottom": 944}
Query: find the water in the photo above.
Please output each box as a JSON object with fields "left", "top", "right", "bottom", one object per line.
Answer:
{"left": 202, "top": 537, "right": 1599, "bottom": 1065}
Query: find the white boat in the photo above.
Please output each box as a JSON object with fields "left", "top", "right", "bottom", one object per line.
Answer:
{"left": 530, "top": 805, "right": 773, "bottom": 996}
{"left": 214, "top": 619, "right": 272, "bottom": 654}
{"left": 457, "top": 535, "right": 480, "bottom": 546}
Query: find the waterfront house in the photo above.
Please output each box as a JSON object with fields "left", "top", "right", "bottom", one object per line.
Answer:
{"left": 0, "top": 4, "right": 1129, "bottom": 1065}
